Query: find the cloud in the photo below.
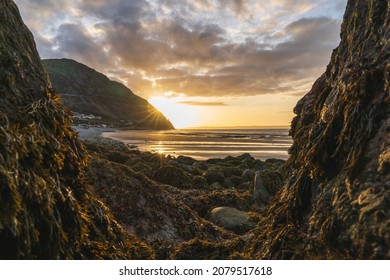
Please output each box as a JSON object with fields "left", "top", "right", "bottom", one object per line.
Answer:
{"left": 14, "top": 0, "right": 347, "bottom": 99}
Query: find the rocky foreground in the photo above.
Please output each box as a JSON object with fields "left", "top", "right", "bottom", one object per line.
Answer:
{"left": 82, "top": 137, "right": 286, "bottom": 259}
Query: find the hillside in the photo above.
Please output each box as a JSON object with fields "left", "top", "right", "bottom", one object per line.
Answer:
{"left": 42, "top": 58, "right": 174, "bottom": 130}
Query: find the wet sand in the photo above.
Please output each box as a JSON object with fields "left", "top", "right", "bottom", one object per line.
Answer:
{"left": 101, "top": 129, "right": 292, "bottom": 161}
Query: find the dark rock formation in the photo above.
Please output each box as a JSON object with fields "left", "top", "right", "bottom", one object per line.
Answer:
{"left": 249, "top": 0, "right": 389, "bottom": 259}
{"left": 81, "top": 139, "right": 275, "bottom": 257}
{"left": 83, "top": 147, "right": 235, "bottom": 258}
{"left": 0, "top": 0, "right": 152, "bottom": 259}
{"left": 42, "top": 58, "right": 174, "bottom": 130}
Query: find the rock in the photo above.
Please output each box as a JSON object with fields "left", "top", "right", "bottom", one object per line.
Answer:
{"left": 237, "top": 163, "right": 250, "bottom": 170}
{"left": 210, "top": 182, "right": 223, "bottom": 190}
{"left": 191, "top": 176, "right": 208, "bottom": 189}
{"left": 253, "top": 171, "right": 271, "bottom": 202}
{"left": 265, "top": 158, "right": 285, "bottom": 168}
{"left": 177, "top": 155, "right": 196, "bottom": 165}
{"left": 208, "top": 207, "right": 253, "bottom": 233}
{"left": 0, "top": 0, "right": 152, "bottom": 259}
{"left": 242, "top": 169, "right": 255, "bottom": 183}
{"left": 192, "top": 161, "right": 209, "bottom": 171}
{"left": 203, "top": 167, "right": 225, "bottom": 184}
{"left": 250, "top": 0, "right": 390, "bottom": 259}
{"left": 252, "top": 160, "right": 267, "bottom": 171}
{"left": 86, "top": 156, "right": 232, "bottom": 246}
{"left": 128, "top": 161, "right": 154, "bottom": 178}
{"left": 223, "top": 177, "right": 236, "bottom": 189}
{"left": 153, "top": 165, "right": 193, "bottom": 188}
{"left": 219, "top": 166, "right": 243, "bottom": 177}
{"left": 106, "top": 151, "right": 130, "bottom": 164}
{"left": 170, "top": 160, "right": 202, "bottom": 175}
{"left": 227, "top": 175, "right": 242, "bottom": 188}
{"left": 237, "top": 153, "right": 254, "bottom": 162}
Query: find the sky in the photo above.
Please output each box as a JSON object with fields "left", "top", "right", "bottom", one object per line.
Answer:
{"left": 15, "top": 0, "right": 348, "bottom": 128}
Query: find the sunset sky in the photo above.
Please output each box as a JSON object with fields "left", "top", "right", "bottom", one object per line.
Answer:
{"left": 15, "top": 0, "right": 347, "bottom": 128}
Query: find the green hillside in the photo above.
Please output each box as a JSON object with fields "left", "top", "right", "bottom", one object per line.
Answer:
{"left": 43, "top": 58, "right": 174, "bottom": 130}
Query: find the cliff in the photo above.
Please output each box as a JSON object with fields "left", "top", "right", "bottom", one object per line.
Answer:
{"left": 42, "top": 59, "right": 174, "bottom": 130}
{"left": 0, "top": 0, "right": 152, "bottom": 259}
{"left": 248, "top": 0, "right": 389, "bottom": 259}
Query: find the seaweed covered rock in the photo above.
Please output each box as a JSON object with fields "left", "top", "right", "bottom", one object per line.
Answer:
{"left": 0, "top": 0, "right": 152, "bottom": 259}
{"left": 153, "top": 164, "right": 194, "bottom": 188}
{"left": 84, "top": 152, "right": 234, "bottom": 246}
{"left": 253, "top": 170, "right": 284, "bottom": 203}
{"left": 250, "top": 0, "right": 389, "bottom": 259}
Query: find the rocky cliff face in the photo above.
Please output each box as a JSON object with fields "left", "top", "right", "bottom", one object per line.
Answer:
{"left": 43, "top": 59, "right": 174, "bottom": 130}
{"left": 0, "top": 0, "right": 152, "bottom": 259}
{"left": 249, "top": 0, "right": 389, "bottom": 259}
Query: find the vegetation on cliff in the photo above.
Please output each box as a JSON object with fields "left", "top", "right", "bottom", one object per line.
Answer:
{"left": 43, "top": 58, "right": 174, "bottom": 130}
{"left": 246, "top": 0, "right": 389, "bottom": 259}
{"left": 0, "top": 0, "right": 152, "bottom": 259}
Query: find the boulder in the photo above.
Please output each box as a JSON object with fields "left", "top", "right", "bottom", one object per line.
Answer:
{"left": 203, "top": 167, "right": 225, "bottom": 184}
{"left": 191, "top": 176, "right": 208, "bottom": 189}
{"left": 253, "top": 171, "right": 271, "bottom": 202}
{"left": 242, "top": 169, "right": 255, "bottom": 183}
{"left": 208, "top": 207, "right": 253, "bottom": 233}
{"left": 153, "top": 165, "right": 193, "bottom": 188}
{"left": 177, "top": 155, "right": 196, "bottom": 165}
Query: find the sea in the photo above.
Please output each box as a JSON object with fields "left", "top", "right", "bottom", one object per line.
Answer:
{"left": 102, "top": 128, "right": 292, "bottom": 161}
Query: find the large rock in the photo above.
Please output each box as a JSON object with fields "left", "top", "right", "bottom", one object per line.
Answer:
{"left": 85, "top": 155, "right": 232, "bottom": 245}
{"left": 250, "top": 0, "right": 390, "bottom": 259}
{"left": 203, "top": 167, "right": 225, "bottom": 184}
{"left": 0, "top": 0, "right": 151, "bottom": 259}
{"left": 153, "top": 165, "right": 194, "bottom": 188}
{"left": 253, "top": 171, "right": 271, "bottom": 202}
{"left": 208, "top": 207, "right": 253, "bottom": 233}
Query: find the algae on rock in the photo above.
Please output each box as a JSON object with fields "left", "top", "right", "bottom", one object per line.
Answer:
{"left": 248, "top": 0, "right": 389, "bottom": 259}
{"left": 0, "top": 0, "right": 152, "bottom": 259}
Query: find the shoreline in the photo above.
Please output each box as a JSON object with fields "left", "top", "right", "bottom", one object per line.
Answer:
{"left": 73, "top": 126, "right": 291, "bottom": 161}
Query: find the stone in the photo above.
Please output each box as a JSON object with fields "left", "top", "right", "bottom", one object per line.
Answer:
{"left": 210, "top": 182, "right": 223, "bottom": 190}
{"left": 203, "top": 167, "right": 225, "bottom": 184}
{"left": 153, "top": 165, "right": 193, "bottom": 188}
{"left": 191, "top": 176, "right": 208, "bottom": 189}
{"left": 177, "top": 155, "right": 197, "bottom": 165}
{"left": 208, "top": 206, "right": 253, "bottom": 233}
{"left": 242, "top": 169, "right": 255, "bottom": 182}
{"left": 0, "top": 0, "right": 151, "bottom": 259}
{"left": 253, "top": 171, "right": 271, "bottom": 202}
{"left": 252, "top": 160, "right": 267, "bottom": 171}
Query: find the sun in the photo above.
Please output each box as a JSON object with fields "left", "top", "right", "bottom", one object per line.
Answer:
{"left": 149, "top": 96, "right": 198, "bottom": 128}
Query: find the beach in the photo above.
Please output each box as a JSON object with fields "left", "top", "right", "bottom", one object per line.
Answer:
{"left": 99, "top": 128, "right": 292, "bottom": 161}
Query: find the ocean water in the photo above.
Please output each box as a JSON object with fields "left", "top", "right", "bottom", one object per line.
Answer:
{"left": 102, "top": 128, "right": 292, "bottom": 160}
